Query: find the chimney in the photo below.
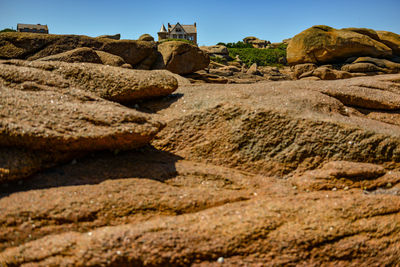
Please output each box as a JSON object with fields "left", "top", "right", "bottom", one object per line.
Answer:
{"left": 194, "top": 22, "right": 196, "bottom": 27}
{"left": 168, "top": 23, "right": 171, "bottom": 27}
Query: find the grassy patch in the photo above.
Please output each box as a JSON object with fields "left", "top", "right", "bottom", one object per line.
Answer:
{"left": 159, "top": 38, "right": 195, "bottom": 45}
{"left": 228, "top": 47, "right": 286, "bottom": 66}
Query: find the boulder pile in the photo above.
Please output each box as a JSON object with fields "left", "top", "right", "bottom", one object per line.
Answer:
{"left": 0, "top": 32, "right": 209, "bottom": 74}
{"left": 287, "top": 25, "right": 400, "bottom": 80}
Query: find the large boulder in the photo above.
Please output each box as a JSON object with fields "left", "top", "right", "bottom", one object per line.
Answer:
{"left": 35, "top": 47, "right": 128, "bottom": 67}
{"left": 156, "top": 41, "right": 210, "bottom": 74}
{"left": 0, "top": 59, "right": 181, "bottom": 182}
{"left": 287, "top": 25, "right": 393, "bottom": 65}
{"left": 376, "top": 31, "right": 400, "bottom": 56}
{"left": 94, "top": 50, "right": 126, "bottom": 66}
{"left": 1, "top": 60, "right": 178, "bottom": 103}
{"left": 34, "top": 47, "right": 103, "bottom": 64}
{"left": 200, "top": 45, "right": 229, "bottom": 59}
{"left": 96, "top": 33, "right": 121, "bottom": 40}
{"left": 243, "top": 36, "right": 271, "bottom": 48}
{"left": 0, "top": 32, "right": 157, "bottom": 69}
{"left": 138, "top": 34, "right": 155, "bottom": 42}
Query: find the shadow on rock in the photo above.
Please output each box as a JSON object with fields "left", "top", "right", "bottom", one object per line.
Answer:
{"left": 125, "top": 93, "right": 184, "bottom": 114}
{"left": 0, "top": 145, "right": 182, "bottom": 198}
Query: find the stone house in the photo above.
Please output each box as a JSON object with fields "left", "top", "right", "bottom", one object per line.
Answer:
{"left": 17, "top": 24, "right": 49, "bottom": 34}
{"left": 158, "top": 22, "right": 197, "bottom": 44}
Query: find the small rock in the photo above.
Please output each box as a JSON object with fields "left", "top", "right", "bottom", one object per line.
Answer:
{"left": 217, "top": 257, "right": 224, "bottom": 263}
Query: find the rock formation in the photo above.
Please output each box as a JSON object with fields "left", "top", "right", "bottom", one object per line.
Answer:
{"left": 200, "top": 44, "right": 230, "bottom": 59}
{"left": 287, "top": 25, "right": 400, "bottom": 80}
{"left": 0, "top": 32, "right": 210, "bottom": 74}
{"left": 138, "top": 34, "right": 155, "bottom": 42}
{"left": 287, "top": 25, "right": 394, "bottom": 65}
{"left": 1, "top": 73, "right": 400, "bottom": 265}
{"left": 1, "top": 26, "right": 400, "bottom": 266}
{"left": 96, "top": 33, "right": 121, "bottom": 40}
{"left": 0, "top": 60, "right": 179, "bottom": 182}
{"left": 155, "top": 41, "right": 210, "bottom": 74}
{"left": 243, "top": 36, "right": 271, "bottom": 48}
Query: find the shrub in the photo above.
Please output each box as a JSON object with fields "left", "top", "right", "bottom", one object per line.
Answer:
{"left": 216, "top": 41, "right": 252, "bottom": 48}
{"left": 0, "top": 28, "right": 16, "bottom": 33}
{"left": 159, "top": 38, "right": 195, "bottom": 45}
{"left": 228, "top": 48, "right": 286, "bottom": 66}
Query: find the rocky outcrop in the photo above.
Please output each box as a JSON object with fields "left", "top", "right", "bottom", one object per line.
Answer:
{"left": 155, "top": 41, "right": 210, "bottom": 74}
{"left": 287, "top": 25, "right": 394, "bottom": 65}
{"left": 0, "top": 32, "right": 157, "bottom": 68}
{"left": 97, "top": 34, "right": 121, "bottom": 40}
{"left": 377, "top": 31, "right": 400, "bottom": 56}
{"left": 243, "top": 36, "right": 271, "bottom": 48}
{"left": 1, "top": 75, "right": 400, "bottom": 266}
{"left": 138, "top": 34, "right": 154, "bottom": 42}
{"left": 34, "top": 47, "right": 102, "bottom": 64}
{"left": 0, "top": 60, "right": 180, "bottom": 182}
{"left": 1, "top": 60, "right": 178, "bottom": 103}
{"left": 95, "top": 50, "right": 126, "bottom": 66}
{"left": 200, "top": 45, "right": 229, "bottom": 59}
{"left": 153, "top": 74, "right": 400, "bottom": 176}
{"left": 342, "top": 56, "right": 400, "bottom": 75}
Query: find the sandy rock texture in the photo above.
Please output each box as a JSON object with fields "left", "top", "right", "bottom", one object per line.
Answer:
{"left": 287, "top": 25, "right": 399, "bottom": 65}
{"left": 156, "top": 41, "right": 210, "bottom": 74}
{"left": 1, "top": 74, "right": 400, "bottom": 266}
{"left": 0, "top": 32, "right": 158, "bottom": 69}
{"left": 0, "top": 60, "right": 180, "bottom": 182}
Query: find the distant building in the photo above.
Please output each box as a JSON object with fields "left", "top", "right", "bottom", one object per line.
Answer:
{"left": 17, "top": 23, "right": 48, "bottom": 34}
{"left": 158, "top": 22, "right": 197, "bottom": 44}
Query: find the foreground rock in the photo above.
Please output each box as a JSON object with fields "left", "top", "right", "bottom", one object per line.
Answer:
{"left": 155, "top": 41, "right": 210, "bottom": 74}
{"left": 1, "top": 60, "right": 178, "bottom": 103}
{"left": 152, "top": 74, "right": 400, "bottom": 175}
{"left": 0, "top": 150, "right": 399, "bottom": 265}
{"left": 1, "top": 75, "right": 400, "bottom": 265}
{"left": 0, "top": 32, "right": 157, "bottom": 68}
{"left": 0, "top": 60, "right": 181, "bottom": 182}
{"left": 287, "top": 25, "right": 396, "bottom": 65}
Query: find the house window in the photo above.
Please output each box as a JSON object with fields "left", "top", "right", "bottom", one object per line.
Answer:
{"left": 178, "top": 34, "right": 183, "bottom": 39}
{"left": 173, "top": 34, "right": 177, "bottom": 38}
{"left": 176, "top": 28, "right": 181, "bottom": 32}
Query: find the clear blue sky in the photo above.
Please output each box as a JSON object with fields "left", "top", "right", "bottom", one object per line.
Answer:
{"left": 1, "top": 0, "right": 399, "bottom": 46}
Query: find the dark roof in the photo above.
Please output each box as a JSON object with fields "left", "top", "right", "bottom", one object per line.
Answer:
{"left": 17, "top": 24, "right": 48, "bottom": 31}
{"left": 168, "top": 23, "right": 196, "bottom": 34}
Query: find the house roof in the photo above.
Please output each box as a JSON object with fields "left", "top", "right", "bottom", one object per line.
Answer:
{"left": 168, "top": 23, "right": 197, "bottom": 34}
{"left": 17, "top": 23, "right": 48, "bottom": 31}
{"left": 159, "top": 24, "right": 167, "bottom": 33}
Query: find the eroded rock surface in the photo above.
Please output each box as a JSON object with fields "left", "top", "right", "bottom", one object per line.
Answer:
{"left": 1, "top": 74, "right": 400, "bottom": 266}
{"left": 152, "top": 75, "right": 400, "bottom": 176}
{"left": 0, "top": 32, "right": 158, "bottom": 68}
{"left": 156, "top": 41, "right": 210, "bottom": 74}
{"left": 0, "top": 60, "right": 180, "bottom": 182}
{"left": 0, "top": 60, "right": 178, "bottom": 103}
{"left": 287, "top": 25, "right": 394, "bottom": 65}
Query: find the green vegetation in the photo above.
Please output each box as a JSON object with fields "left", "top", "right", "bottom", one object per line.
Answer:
{"left": 159, "top": 38, "right": 195, "bottom": 45}
{"left": 210, "top": 56, "right": 227, "bottom": 64}
{"left": 0, "top": 28, "right": 16, "bottom": 33}
{"left": 217, "top": 41, "right": 252, "bottom": 48}
{"left": 228, "top": 46, "right": 287, "bottom": 67}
